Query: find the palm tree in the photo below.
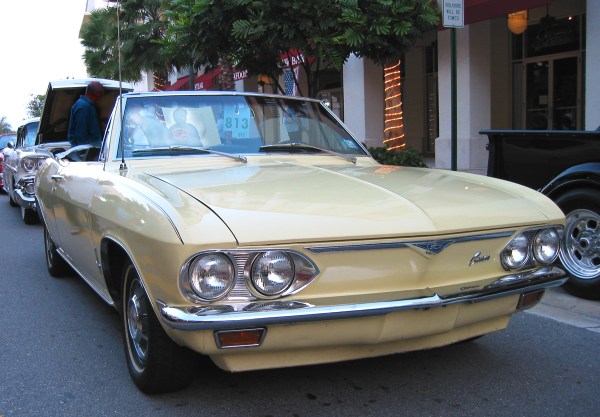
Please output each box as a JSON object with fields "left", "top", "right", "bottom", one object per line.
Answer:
{"left": 119, "top": 0, "right": 172, "bottom": 90}
{"left": 0, "top": 116, "right": 13, "bottom": 134}
{"left": 81, "top": 7, "right": 139, "bottom": 81}
{"left": 81, "top": 0, "right": 175, "bottom": 90}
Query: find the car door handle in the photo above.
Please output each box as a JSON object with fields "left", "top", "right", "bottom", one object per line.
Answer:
{"left": 51, "top": 175, "right": 65, "bottom": 182}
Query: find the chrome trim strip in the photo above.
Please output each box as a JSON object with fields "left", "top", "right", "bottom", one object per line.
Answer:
{"left": 306, "top": 231, "right": 515, "bottom": 254}
{"left": 159, "top": 266, "right": 566, "bottom": 331}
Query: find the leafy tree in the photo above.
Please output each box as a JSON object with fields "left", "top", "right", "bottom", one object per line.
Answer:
{"left": 166, "top": 0, "right": 438, "bottom": 98}
{"left": 26, "top": 94, "right": 46, "bottom": 118}
{"left": 229, "top": 0, "right": 349, "bottom": 97}
{"left": 339, "top": 0, "right": 439, "bottom": 150}
{"left": 339, "top": 0, "right": 439, "bottom": 65}
{"left": 166, "top": 0, "right": 347, "bottom": 94}
{"left": 0, "top": 116, "right": 12, "bottom": 134}
{"left": 165, "top": 0, "right": 254, "bottom": 91}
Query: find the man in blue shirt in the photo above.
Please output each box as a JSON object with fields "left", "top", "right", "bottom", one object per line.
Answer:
{"left": 67, "top": 81, "right": 104, "bottom": 147}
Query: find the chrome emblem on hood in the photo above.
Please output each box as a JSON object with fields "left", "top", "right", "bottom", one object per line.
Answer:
{"left": 412, "top": 240, "right": 455, "bottom": 255}
{"left": 469, "top": 252, "right": 491, "bottom": 266}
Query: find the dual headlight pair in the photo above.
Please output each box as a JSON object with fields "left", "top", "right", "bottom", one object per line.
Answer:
{"left": 21, "top": 156, "right": 46, "bottom": 174}
{"left": 181, "top": 250, "right": 319, "bottom": 302}
{"left": 501, "top": 227, "right": 562, "bottom": 270}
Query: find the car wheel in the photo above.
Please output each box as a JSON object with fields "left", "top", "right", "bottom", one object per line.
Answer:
{"left": 21, "top": 206, "right": 39, "bottom": 224}
{"left": 122, "top": 261, "right": 197, "bottom": 394}
{"left": 8, "top": 193, "right": 17, "bottom": 207}
{"left": 44, "top": 226, "right": 70, "bottom": 277}
{"left": 555, "top": 188, "right": 600, "bottom": 300}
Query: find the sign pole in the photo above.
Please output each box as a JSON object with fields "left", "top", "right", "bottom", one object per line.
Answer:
{"left": 451, "top": 27, "right": 457, "bottom": 171}
{"left": 441, "top": 0, "right": 463, "bottom": 172}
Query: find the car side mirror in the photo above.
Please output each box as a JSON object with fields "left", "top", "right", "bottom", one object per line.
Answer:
{"left": 7, "top": 141, "right": 14, "bottom": 149}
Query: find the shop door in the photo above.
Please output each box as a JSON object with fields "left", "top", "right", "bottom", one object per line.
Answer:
{"left": 525, "top": 55, "right": 580, "bottom": 130}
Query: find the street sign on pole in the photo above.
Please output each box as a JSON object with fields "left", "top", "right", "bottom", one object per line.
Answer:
{"left": 441, "top": 0, "right": 463, "bottom": 170}
{"left": 442, "top": 0, "right": 464, "bottom": 28}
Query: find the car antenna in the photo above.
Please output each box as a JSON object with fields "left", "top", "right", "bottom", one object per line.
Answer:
{"left": 115, "top": 0, "right": 127, "bottom": 172}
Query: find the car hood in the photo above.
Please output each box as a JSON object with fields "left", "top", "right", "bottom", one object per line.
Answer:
{"left": 138, "top": 159, "right": 563, "bottom": 245}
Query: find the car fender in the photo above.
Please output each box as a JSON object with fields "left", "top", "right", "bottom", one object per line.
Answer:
{"left": 541, "top": 162, "right": 600, "bottom": 199}
{"left": 88, "top": 172, "right": 238, "bottom": 307}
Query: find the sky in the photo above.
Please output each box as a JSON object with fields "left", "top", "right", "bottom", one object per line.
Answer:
{"left": 0, "top": 0, "right": 90, "bottom": 130}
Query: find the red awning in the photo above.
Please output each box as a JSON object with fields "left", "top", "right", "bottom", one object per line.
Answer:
{"left": 464, "top": 0, "right": 551, "bottom": 25}
{"left": 193, "top": 69, "right": 220, "bottom": 90}
{"left": 167, "top": 66, "right": 248, "bottom": 91}
{"left": 165, "top": 75, "right": 192, "bottom": 91}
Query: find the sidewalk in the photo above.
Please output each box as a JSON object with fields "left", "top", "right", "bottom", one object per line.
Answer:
{"left": 526, "top": 286, "right": 600, "bottom": 334}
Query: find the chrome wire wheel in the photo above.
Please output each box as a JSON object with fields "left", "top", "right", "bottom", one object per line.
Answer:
{"left": 125, "top": 273, "right": 150, "bottom": 372}
{"left": 560, "top": 209, "right": 600, "bottom": 280}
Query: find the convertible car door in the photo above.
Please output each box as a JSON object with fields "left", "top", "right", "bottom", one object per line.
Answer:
{"left": 51, "top": 160, "right": 110, "bottom": 300}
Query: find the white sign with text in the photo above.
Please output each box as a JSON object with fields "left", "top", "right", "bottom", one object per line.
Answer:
{"left": 442, "top": 0, "right": 464, "bottom": 28}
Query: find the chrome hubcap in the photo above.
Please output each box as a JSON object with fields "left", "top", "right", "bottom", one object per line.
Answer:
{"left": 45, "top": 230, "right": 54, "bottom": 264}
{"left": 560, "top": 209, "right": 600, "bottom": 279}
{"left": 126, "top": 280, "right": 149, "bottom": 365}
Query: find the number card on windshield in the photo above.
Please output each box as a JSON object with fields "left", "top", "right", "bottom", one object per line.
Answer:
{"left": 224, "top": 104, "right": 251, "bottom": 138}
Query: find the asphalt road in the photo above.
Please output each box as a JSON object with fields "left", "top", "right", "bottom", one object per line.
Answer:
{"left": 0, "top": 197, "right": 598, "bottom": 417}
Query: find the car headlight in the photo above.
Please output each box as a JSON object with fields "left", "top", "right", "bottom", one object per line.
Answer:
{"left": 501, "top": 227, "right": 562, "bottom": 270}
{"left": 501, "top": 233, "right": 530, "bottom": 270}
{"left": 21, "top": 157, "right": 45, "bottom": 174}
{"left": 22, "top": 158, "right": 39, "bottom": 173}
{"left": 181, "top": 249, "right": 319, "bottom": 303}
{"left": 188, "top": 253, "right": 235, "bottom": 301}
{"left": 24, "top": 180, "right": 35, "bottom": 195}
{"left": 251, "top": 251, "right": 294, "bottom": 296}
{"left": 533, "top": 228, "right": 560, "bottom": 265}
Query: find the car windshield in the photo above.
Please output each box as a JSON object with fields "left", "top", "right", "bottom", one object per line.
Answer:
{"left": 24, "top": 122, "right": 39, "bottom": 147}
{"left": 0, "top": 134, "right": 16, "bottom": 148}
{"left": 117, "top": 94, "right": 367, "bottom": 158}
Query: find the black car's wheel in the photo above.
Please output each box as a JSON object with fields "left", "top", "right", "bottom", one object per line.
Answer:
{"left": 122, "top": 261, "right": 196, "bottom": 394}
{"left": 555, "top": 188, "right": 600, "bottom": 300}
{"left": 44, "top": 226, "right": 70, "bottom": 277}
{"left": 21, "top": 206, "right": 39, "bottom": 224}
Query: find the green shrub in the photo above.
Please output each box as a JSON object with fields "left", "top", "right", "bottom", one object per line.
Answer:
{"left": 368, "top": 147, "right": 428, "bottom": 167}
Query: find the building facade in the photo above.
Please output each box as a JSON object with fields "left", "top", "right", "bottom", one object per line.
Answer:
{"left": 83, "top": 0, "right": 597, "bottom": 175}
{"left": 343, "top": 0, "right": 597, "bottom": 174}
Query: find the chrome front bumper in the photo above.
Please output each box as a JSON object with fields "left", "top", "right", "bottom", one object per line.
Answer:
{"left": 159, "top": 266, "right": 567, "bottom": 331}
{"left": 15, "top": 187, "right": 36, "bottom": 210}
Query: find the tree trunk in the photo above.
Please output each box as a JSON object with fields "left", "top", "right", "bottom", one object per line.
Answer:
{"left": 153, "top": 72, "right": 168, "bottom": 92}
{"left": 218, "top": 56, "right": 236, "bottom": 91}
{"left": 383, "top": 60, "right": 406, "bottom": 151}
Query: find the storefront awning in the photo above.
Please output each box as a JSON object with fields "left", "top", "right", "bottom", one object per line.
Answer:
{"left": 166, "top": 67, "right": 249, "bottom": 91}
{"left": 463, "top": 0, "right": 551, "bottom": 25}
{"left": 165, "top": 75, "right": 193, "bottom": 91}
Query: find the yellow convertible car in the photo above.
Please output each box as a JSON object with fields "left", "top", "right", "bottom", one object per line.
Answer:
{"left": 35, "top": 91, "right": 566, "bottom": 393}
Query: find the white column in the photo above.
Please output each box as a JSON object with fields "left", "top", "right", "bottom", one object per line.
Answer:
{"left": 586, "top": 0, "right": 600, "bottom": 130}
{"left": 343, "top": 55, "right": 384, "bottom": 147}
{"left": 436, "top": 22, "right": 492, "bottom": 175}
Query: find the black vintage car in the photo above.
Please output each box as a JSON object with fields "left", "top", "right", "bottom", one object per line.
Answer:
{"left": 483, "top": 129, "right": 600, "bottom": 300}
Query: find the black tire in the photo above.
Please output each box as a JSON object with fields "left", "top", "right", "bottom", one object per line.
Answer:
{"left": 44, "top": 226, "right": 70, "bottom": 277}
{"left": 8, "top": 192, "right": 17, "bottom": 207}
{"left": 121, "top": 261, "right": 197, "bottom": 394}
{"left": 555, "top": 188, "right": 600, "bottom": 300}
{"left": 21, "top": 206, "right": 39, "bottom": 224}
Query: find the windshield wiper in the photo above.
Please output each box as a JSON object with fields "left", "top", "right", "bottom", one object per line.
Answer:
{"left": 132, "top": 145, "right": 247, "bottom": 163}
{"left": 259, "top": 143, "right": 356, "bottom": 164}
